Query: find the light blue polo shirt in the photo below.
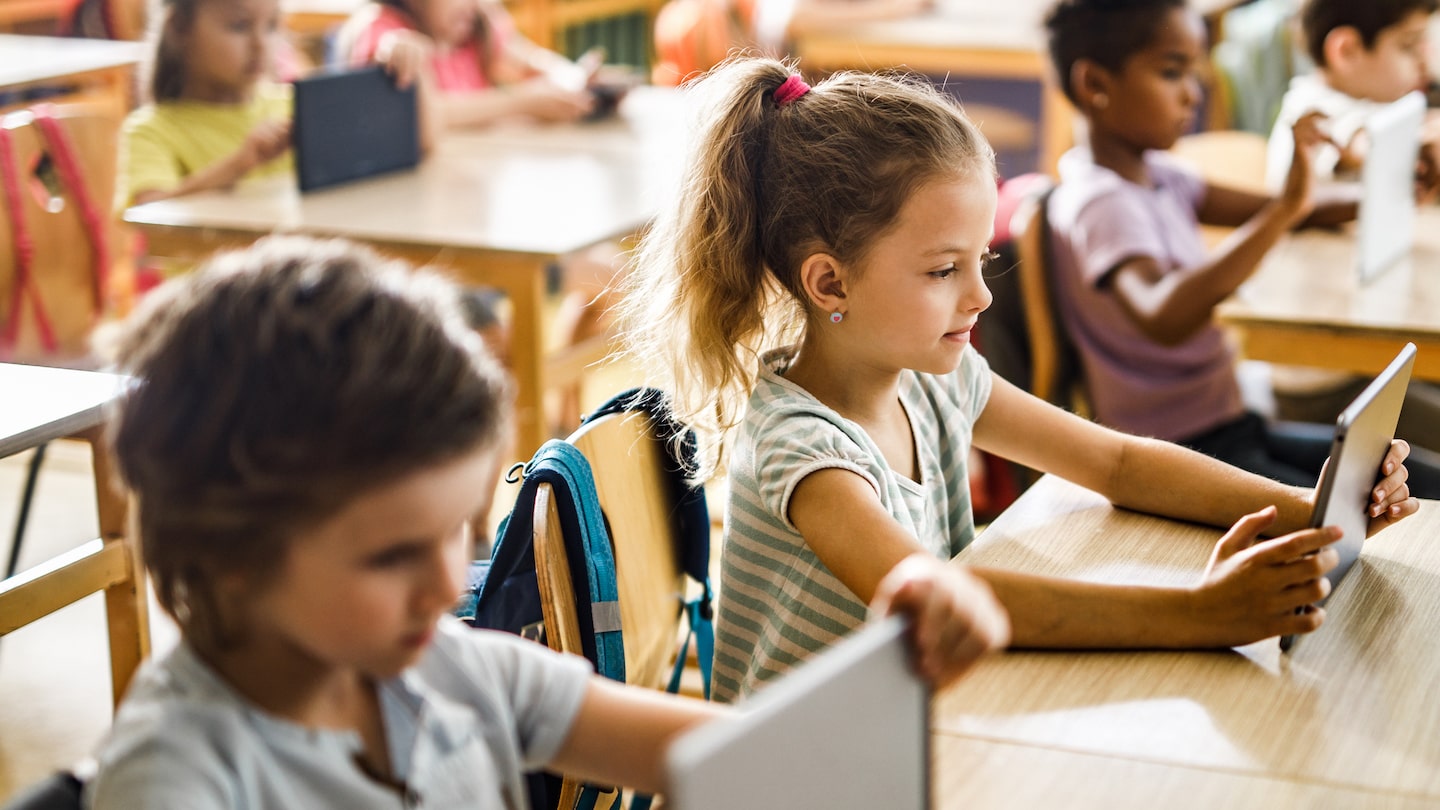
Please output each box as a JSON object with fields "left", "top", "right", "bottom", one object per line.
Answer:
{"left": 86, "top": 618, "right": 592, "bottom": 809}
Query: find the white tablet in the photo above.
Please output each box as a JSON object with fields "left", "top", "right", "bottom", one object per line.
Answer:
{"left": 1281, "top": 343, "right": 1416, "bottom": 651}
{"left": 1355, "top": 91, "right": 1424, "bottom": 282}
{"left": 665, "top": 616, "right": 930, "bottom": 809}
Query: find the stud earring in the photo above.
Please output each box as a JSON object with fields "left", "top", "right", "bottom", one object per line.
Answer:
{"left": 830, "top": 311, "right": 844, "bottom": 324}
{"left": 1093, "top": 92, "right": 1109, "bottom": 110}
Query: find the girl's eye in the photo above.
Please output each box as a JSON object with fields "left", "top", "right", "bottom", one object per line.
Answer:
{"left": 930, "top": 265, "right": 957, "bottom": 279}
{"left": 367, "top": 544, "right": 425, "bottom": 568}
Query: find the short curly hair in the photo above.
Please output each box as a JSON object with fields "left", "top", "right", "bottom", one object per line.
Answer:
{"left": 1044, "top": 0, "right": 1188, "bottom": 105}
{"left": 104, "top": 236, "right": 510, "bottom": 649}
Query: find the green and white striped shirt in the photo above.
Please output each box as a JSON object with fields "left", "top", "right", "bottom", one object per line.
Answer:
{"left": 713, "top": 345, "right": 993, "bottom": 702}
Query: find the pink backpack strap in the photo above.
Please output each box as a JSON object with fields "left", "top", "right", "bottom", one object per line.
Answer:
{"left": 32, "top": 104, "right": 110, "bottom": 312}
{"left": 0, "top": 124, "right": 60, "bottom": 357}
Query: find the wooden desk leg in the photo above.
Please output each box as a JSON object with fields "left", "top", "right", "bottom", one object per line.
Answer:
{"left": 84, "top": 426, "right": 150, "bottom": 708}
{"left": 451, "top": 255, "right": 552, "bottom": 459}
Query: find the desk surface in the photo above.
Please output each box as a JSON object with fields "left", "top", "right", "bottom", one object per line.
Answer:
{"left": 0, "top": 34, "right": 144, "bottom": 90}
{"left": 940, "top": 475, "right": 1440, "bottom": 799}
{"left": 123, "top": 87, "right": 691, "bottom": 259}
{"left": 0, "top": 363, "right": 126, "bottom": 457}
{"left": 1217, "top": 206, "right": 1440, "bottom": 381}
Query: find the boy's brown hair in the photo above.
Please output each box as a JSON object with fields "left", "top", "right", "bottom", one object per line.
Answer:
{"left": 1302, "top": 0, "right": 1439, "bottom": 67}
{"left": 105, "top": 236, "right": 510, "bottom": 649}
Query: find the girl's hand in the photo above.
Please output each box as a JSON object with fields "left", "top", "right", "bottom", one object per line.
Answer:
{"left": 226, "top": 120, "right": 291, "bottom": 185}
{"left": 868, "top": 553, "right": 1010, "bottom": 689}
{"left": 376, "top": 29, "right": 434, "bottom": 90}
{"left": 1366, "top": 439, "right": 1419, "bottom": 534}
{"left": 1190, "top": 506, "right": 1341, "bottom": 644}
{"left": 1280, "top": 111, "right": 1331, "bottom": 224}
{"left": 508, "top": 77, "right": 595, "bottom": 123}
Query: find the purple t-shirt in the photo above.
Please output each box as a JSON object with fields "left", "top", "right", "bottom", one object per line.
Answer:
{"left": 1048, "top": 148, "right": 1244, "bottom": 442}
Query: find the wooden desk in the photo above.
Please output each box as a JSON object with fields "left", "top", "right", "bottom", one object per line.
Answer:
{"left": 1216, "top": 207, "right": 1440, "bottom": 383}
{"left": 934, "top": 475, "right": 1440, "bottom": 803}
{"left": 123, "top": 87, "right": 689, "bottom": 457}
{"left": 0, "top": 33, "right": 143, "bottom": 111}
{"left": 792, "top": 1, "right": 1071, "bottom": 173}
{"left": 0, "top": 363, "right": 148, "bottom": 707}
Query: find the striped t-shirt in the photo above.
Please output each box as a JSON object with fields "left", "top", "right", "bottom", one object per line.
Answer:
{"left": 713, "top": 345, "right": 993, "bottom": 702}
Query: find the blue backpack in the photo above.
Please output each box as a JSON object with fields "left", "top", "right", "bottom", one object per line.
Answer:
{"left": 455, "top": 388, "right": 714, "bottom": 810}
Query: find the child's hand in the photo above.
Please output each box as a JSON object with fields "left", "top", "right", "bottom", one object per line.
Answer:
{"left": 376, "top": 29, "right": 434, "bottom": 90}
{"left": 226, "top": 120, "right": 291, "bottom": 186}
{"left": 1416, "top": 140, "right": 1440, "bottom": 203}
{"left": 868, "top": 553, "right": 1010, "bottom": 689}
{"left": 1280, "top": 111, "right": 1332, "bottom": 223}
{"left": 1190, "top": 506, "right": 1341, "bottom": 644}
{"left": 508, "top": 77, "right": 596, "bottom": 123}
{"left": 1365, "top": 439, "right": 1419, "bottom": 533}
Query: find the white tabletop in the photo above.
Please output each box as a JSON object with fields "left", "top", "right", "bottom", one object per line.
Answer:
{"left": 0, "top": 34, "right": 144, "bottom": 90}
{"left": 124, "top": 87, "right": 694, "bottom": 259}
{"left": 0, "top": 363, "right": 127, "bottom": 457}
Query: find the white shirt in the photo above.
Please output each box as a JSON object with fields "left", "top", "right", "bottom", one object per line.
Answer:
{"left": 86, "top": 618, "right": 592, "bottom": 809}
{"left": 1266, "top": 72, "right": 1385, "bottom": 189}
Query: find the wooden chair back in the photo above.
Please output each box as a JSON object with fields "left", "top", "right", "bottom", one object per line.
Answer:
{"left": 534, "top": 410, "right": 688, "bottom": 688}
{"left": 1012, "top": 183, "right": 1085, "bottom": 411}
{"left": 531, "top": 410, "right": 690, "bottom": 809}
{"left": 0, "top": 101, "right": 121, "bottom": 366}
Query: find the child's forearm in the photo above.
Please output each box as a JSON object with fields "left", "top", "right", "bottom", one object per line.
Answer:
{"left": 437, "top": 89, "right": 523, "bottom": 129}
{"left": 549, "top": 679, "right": 725, "bottom": 794}
{"left": 971, "top": 566, "right": 1278, "bottom": 649}
{"left": 1101, "top": 434, "right": 1314, "bottom": 536}
{"left": 1119, "top": 198, "right": 1303, "bottom": 345}
{"left": 130, "top": 150, "right": 258, "bottom": 206}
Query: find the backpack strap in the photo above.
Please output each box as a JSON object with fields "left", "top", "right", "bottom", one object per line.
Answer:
{"left": 0, "top": 124, "right": 59, "bottom": 356}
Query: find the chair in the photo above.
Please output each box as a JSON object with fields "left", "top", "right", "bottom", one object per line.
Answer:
{"left": 532, "top": 408, "right": 699, "bottom": 810}
{"left": 1, "top": 100, "right": 123, "bottom": 582}
{"left": 0, "top": 364, "right": 148, "bottom": 810}
{"left": 1010, "top": 182, "right": 1085, "bottom": 412}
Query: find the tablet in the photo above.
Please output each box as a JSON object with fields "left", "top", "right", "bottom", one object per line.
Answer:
{"left": 1355, "top": 91, "right": 1424, "bottom": 282}
{"left": 1281, "top": 342, "right": 1416, "bottom": 651}
{"left": 292, "top": 66, "right": 420, "bottom": 193}
{"left": 665, "top": 616, "right": 929, "bottom": 810}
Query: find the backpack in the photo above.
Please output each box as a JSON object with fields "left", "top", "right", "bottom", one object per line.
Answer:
{"left": 455, "top": 388, "right": 714, "bottom": 810}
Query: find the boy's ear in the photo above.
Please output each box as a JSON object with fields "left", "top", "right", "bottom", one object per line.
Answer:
{"left": 1071, "top": 58, "right": 1114, "bottom": 114}
{"left": 1323, "top": 25, "right": 1365, "bottom": 69}
{"left": 798, "top": 251, "right": 849, "bottom": 314}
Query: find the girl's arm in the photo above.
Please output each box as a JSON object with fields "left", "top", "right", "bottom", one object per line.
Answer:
{"left": 787, "top": 436, "right": 1340, "bottom": 648}
{"left": 130, "top": 120, "right": 291, "bottom": 206}
{"left": 972, "top": 374, "right": 1415, "bottom": 533}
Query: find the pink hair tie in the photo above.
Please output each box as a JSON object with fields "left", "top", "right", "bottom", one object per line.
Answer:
{"left": 774, "top": 74, "right": 810, "bottom": 107}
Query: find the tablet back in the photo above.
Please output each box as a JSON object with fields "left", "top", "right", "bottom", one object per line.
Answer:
{"left": 292, "top": 66, "right": 419, "bottom": 193}
{"left": 1356, "top": 91, "right": 1424, "bottom": 282}
{"left": 665, "top": 616, "right": 929, "bottom": 810}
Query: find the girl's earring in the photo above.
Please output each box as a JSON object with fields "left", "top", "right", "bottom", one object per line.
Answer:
{"left": 1093, "top": 93, "right": 1109, "bottom": 110}
{"left": 830, "top": 311, "right": 844, "bottom": 324}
